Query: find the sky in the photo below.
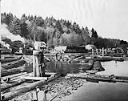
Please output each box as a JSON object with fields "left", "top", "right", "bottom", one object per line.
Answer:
{"left": 1, "top": 0, "right": 128, "bottom": 41}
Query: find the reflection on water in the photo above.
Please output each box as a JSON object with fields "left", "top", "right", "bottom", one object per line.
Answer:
{"left": 63, "top": 61, "right": 128, "bottom": 101}
{"left": 46, "top": 60, "right": 128, "bottom": 76}
{"left": 46, "top": 61, "right": 91, "bottom": 74}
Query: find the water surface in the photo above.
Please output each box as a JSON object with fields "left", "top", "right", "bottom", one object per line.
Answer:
{"left": 62, "top": 61, "right": 128, "bottom": 101}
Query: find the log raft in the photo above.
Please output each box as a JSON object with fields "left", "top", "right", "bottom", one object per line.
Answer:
{"left": 2, "top": 73, "right": 62, "bottom": 101}
{"left": 2, "top": 72, "right": 27, "bottom": 82}
{"left": 1, "top": 63, "right": 33, "bottom": 77}
{"left": 1, "top": 56, "right": 23, "bottom": 64}
{"left": 85, "top": 56, "right": 124, "bottom": 62}
{"left": 2, "top": 65, "right": 26, "bottom": 77}
{"left": 2, "top": 59, "right": 26, "bottom": 70}
{"left": 1, "top": 79, "right": 26, "bottom": 92}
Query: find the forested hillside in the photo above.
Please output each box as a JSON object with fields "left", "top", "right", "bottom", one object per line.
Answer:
{"left": 1, "top": 13, "right": 128, "bottom": 48}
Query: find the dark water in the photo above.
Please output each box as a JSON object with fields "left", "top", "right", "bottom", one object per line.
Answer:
{"left": 46, "top": 61, "right": 91, "bottom": 74}
{"left": 63, "top": 61, "right": 128, "bottom": 101}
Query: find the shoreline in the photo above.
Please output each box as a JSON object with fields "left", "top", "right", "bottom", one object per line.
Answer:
{"left": 11, "top": 77, "right": 87, "bottom": 101}
{"left": 2, "top": 55, "right": 128, "bottom": 101}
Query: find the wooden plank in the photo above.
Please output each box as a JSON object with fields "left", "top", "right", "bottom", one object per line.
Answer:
{"left": 20, "top": 72, "right": 56, "bottom": 80}
{"left": 3, "top": 72, "right": 52, "bottom": 81}
{"left": 2, "top": 72, "right": 27, "bottom": 81}
{"left": 20, "top": 76, "right": 48, "bottom": 81}
{"left": 2, "top": 73, "right": 61, "bottom": 101}
{"left": 45, "top": 72, "right": 56, "bottom": 75}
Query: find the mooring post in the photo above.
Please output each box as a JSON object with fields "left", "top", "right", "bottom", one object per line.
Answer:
{"left": 33, "top": 50, "right": 40, "bottom": 77}
{"left": 92, "top": 48, "right": 94, "bottom": 57}
{"left": 102, "top": 48, "right": 104, "bottom": 56}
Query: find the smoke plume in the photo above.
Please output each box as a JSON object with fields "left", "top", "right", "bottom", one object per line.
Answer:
{"left": 1, "top": 24, "right": 24, "bottom": 42}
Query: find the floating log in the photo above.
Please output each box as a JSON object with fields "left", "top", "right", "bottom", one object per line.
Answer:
{"left": 2, "top": 60, "right": 26, "bottom": 69}
{"left": 73, "top": 56, "right": 84, "bottom": 61}
{"left": 4, "top": 56, "right": 15, "bottom": 59}
{"left": 2, "top": 63, "right": 33, "bottom": 77}
{"left": 113, "top": 79, "right": 128, "bottom": 83}
{"left": 67, "top": 74, "right": 114, "bottom": 82}
{"left": 2, "top": 65, "right": 27, "bottom": 77}
{"left": 1, "top": 79, "right": 26, "bottom": 92}
{"left": 1, "top": 56, "right": 23, "bottom": 64}
{"left": 85, "top": 56, "right": 124, "bottom": 62}
{"left": 2, "top": 72, "right": 27, "bottom": 82}
{"left": 2, "top": 72, "right": 56, "bottom": 82}
{"left": 67, "top": 74, "right": 128, "bottom": 83}
{"left": 112, "top": 57, "right": 124, "bottom": 61}
{"left": 115, "top": 75, "right": 128, "bottom": 80}
{"left": 2, "top": 73, "right": 61, "bottom": 101}
{"left": 89, "top": 56, "right": 112, "bottom": 62}
{"left": 20, "top": 76, "right": 48, "bottom": 81}
{"left": 94, "top": 56, "right": 113, "bottom": 62}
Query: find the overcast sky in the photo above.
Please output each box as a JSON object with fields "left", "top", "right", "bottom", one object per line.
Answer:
{"left": 1, "top": 0, "right": 128, "bottom": 41}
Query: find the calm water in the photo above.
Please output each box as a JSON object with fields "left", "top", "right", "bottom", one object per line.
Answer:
{"left": 46, "top": 61, "right": 91, "bottom": 74}
{"left": 99, "top": 61, "right": 128, "bottom": 76}
{"left": 63, "top": 61, "right": 128, "bottom": 101}
{"left": 46, "top": 60, "right": 128, "bottom": 76}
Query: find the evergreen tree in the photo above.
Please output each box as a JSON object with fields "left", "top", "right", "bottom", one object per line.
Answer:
{"left": 91, "top": 28, "right": 98, "bottom": 38}
{"left": 9, "top": 17, "right": 21, "bottom": 35}
{"left": 20, "top": 22, "right": 29, "bottom": 38}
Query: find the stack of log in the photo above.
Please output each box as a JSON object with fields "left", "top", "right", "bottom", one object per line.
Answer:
{"left": 2, "top": 60, "right": 26, "bottom": 69}
{"left": 1, "top": 64, "right": 33, "bottom": 77}
{"left": 1, "top": 56, "right": 23, "bottom": 64}
{"left": 1, "top": 73, "right": 61, "bottom": 101}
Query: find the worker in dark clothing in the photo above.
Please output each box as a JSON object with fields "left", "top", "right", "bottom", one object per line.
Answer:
{"left": 38, "top": 50, "right": 46, "bottom": 77}
{"left": 33, "top": 42, "right": 46, "bottom": 77}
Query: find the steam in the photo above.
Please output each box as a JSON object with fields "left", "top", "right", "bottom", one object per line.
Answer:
{"left": 1, "top": 41, "right": 10, "bottom": 49}
{"left": 1, "top": 24, "right": 25, "bottom": 42}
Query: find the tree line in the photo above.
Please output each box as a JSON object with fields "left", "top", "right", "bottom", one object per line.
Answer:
{"left": 1, "top": 12, "right": 128, "bottom": 50}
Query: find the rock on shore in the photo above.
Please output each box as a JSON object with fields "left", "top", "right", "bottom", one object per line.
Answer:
{"left": 11, "top": 77, "right": 87, "bottom": 101}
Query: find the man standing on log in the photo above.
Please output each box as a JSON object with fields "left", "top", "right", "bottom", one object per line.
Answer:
{"left": 38, "top": 47, "right": 46, "bottom": 77}
{"left": 33, "top": 42, "right": 46, "bottom": 77}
